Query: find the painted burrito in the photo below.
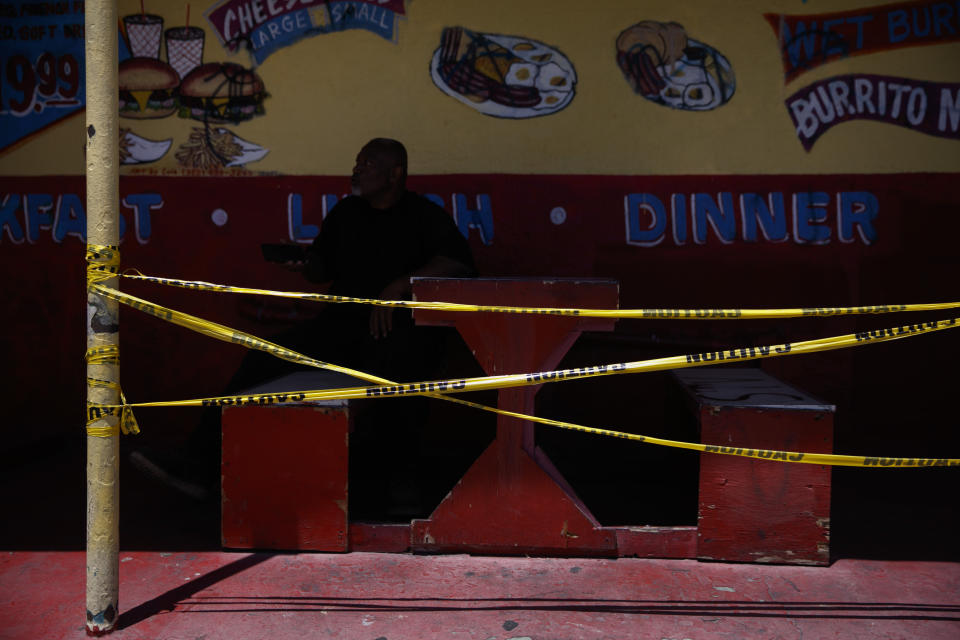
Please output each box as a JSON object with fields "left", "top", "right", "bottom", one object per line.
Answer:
{"left": 432, "top": 27, "right": 576, "bottom": 118}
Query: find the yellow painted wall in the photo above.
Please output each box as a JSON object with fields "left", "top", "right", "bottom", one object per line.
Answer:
{"left": 1, "top": 0, "right": 957, "bottom": 176}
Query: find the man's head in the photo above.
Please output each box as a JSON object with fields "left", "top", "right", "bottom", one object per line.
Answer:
{"left": 351, "top": 138, "right": 408, "bottom": 208}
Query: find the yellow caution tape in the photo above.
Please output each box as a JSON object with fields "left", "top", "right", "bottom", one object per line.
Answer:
{"left": 86, "top": 372, "right": 140, "bottom": 437}
{"left": 85, "top": 247, "right": 138, "bottom": 437}
{"left": 429, "top": 394, "right": 960, "bottom": 468}
{"left": 88, "top": 282, "right": 372, "bottom": 380}
{"left": 87, "top": 245, "right": 120, "bottom": 284}
{"left": 88, "top": 277, "right": 484, "bottom": 434}
{"left": 121, "top": 272, "right": 960, "bottom": 320}
{"left": 84, "top": 344, "right": 120, "bottom": 366}
{"left": 85, "top": 424, "right": 119, "bottom": 438}
{"left": 120, "top": 317, "right": 958, "bottom": 407}
{"left": 90, "top": 278, "right": 960, "bottom": 467}
{"left": 93, "top": 248, "right": 960, "bottom": 465}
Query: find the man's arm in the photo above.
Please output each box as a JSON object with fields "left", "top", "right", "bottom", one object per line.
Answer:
{"left": 381, "top": 254, "right": 474, "bottom": 299}
{"left": 369, "top": 254, "right": 474, "bottom": 339}
{"left": 273, "top": 243, "right": 331, "bottom": 283}
{"left": 368, "top": 194, "right": 477, "bottom": 339}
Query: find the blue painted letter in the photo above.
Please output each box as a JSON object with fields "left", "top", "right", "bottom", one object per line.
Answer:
{"left": 625, "top": 193, "right": 666, "bottom": 246}
{"left": 794, "top": 192, "right": 831, "bottom": 244}
{"left": 838, "top": 191, "right": 878, "bottom": 244}
{"left": 453, "top": 194, "right": 494, "bottom": 245}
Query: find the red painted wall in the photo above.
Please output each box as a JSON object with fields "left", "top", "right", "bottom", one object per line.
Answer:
{"left": 2, "top": 173, "right": 958, "bottom": 455}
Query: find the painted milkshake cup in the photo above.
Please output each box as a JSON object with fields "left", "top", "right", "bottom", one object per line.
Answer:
{"left": 124, "top": 14, "right": 164, "bottom": 59}
{"left": 165, "top": 27, "right": 205, "bottom": 79}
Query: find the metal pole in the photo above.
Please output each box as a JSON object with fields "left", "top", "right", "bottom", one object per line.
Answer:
{"left": 85, "top": 0, "right": 120, "bottom": 634}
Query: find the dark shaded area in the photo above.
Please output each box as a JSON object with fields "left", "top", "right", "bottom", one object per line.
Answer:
{"left": 117, "top": 553, "right": 274, "bottom": 629}
{"left": 536, "top": 326, "right": 960, "bottom": 561}
{"left": 348, "top": 327, "right": 497, "bottom": 522}
{"left": 0, "top": 432, "right": 221, "bottom": 552}
{"left": 3, "top": 322, "right": 957, "bottom": 562}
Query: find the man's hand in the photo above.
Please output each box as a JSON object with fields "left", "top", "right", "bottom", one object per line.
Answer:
{"left": 370, "top": 277, "right": 411, "bottom": 339}
{"left": 280, "top": 259, "right": 306, "bottom": 273}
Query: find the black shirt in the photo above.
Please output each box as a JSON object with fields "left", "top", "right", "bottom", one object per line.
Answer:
{"left": 305, "top": 190, "right": 475, "bottom": 299}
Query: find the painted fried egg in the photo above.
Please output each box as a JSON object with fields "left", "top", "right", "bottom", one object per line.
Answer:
{"left": 535, "top": 62, "right": 572, "bottom": 92}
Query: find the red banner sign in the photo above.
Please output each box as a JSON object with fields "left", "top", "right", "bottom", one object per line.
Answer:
{"left": 205, "top": 0, "right": 406, "bottom": 60}
{"left": 787, "top": 74, "right": 960, "bottom": 149}
{"left": 765, "top": 0, "right": 960, "bottom": 82}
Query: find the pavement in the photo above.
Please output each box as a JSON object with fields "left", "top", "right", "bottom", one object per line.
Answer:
{"left": 2, "top": 433, "right": 958, "bottom": 639}
{"left": 3, "top": 550, "right": 960, "bottom": 639}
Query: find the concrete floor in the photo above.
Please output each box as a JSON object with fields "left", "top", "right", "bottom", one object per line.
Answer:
{"left": 2, "top": 435, "right": 958, "bottom": 639}
{"left": 2, "top": 551, "right": 959, "bottom": 639}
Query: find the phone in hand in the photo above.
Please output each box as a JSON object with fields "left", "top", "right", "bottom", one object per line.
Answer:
{"left": 261, "top": 243, "right": 306, "bottom": 263}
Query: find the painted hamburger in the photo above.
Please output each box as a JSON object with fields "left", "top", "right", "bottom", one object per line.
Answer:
{"left": 177, "top": 62, "right": 267, "bottom": 124}
{"left": 118, "top": 57, "right": 179, "bottom": 119}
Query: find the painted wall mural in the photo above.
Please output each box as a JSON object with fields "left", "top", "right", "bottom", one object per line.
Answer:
{"left": 1, "top": 1, "right": 957, "bottom": 455}
{"left": 205, "top": 0, "right": 407, "bottom": 65}
{"left": 119, "top": 129, "right": 172, "bottom": 165}
{"left": 787, "top": 74, "right": 960, "bottom": 150}
{"left": 769, "top": 0, "right": 960, "bottom": 151}
{"left": 117, "top": 57, "right": 179, "bottom": 119}
{"left": 623, "top": 189, "right": 879, "bottom": 247}
{"left": 765, "top": 0, "right": 960, "bottom": 82}
{"left": 3, "top": 1, "right": 955, "bottom": 175}
{"left": 0, "top": 177, "right": 892, "bottom": 249}
{"left": 116, "top": 9, "right": 271, "bottom": 170}
{"left": 176, "top": 62, "right": 267, "bottom": 124}
{"left": 615, "top": 20, "right": 735, "bottom": 111}
{"left": 0, "top": 1, "right": 102, "bottom": 151}
{"left": 431, "top": 27, "right": 577, "bottom": 118}
{"left": 175, "top": 126, "right": 268, "bottom": 168}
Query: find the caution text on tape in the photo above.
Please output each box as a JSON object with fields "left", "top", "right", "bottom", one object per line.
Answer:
{"left": 122, "top": 272, "right": 960, "bottom": 320}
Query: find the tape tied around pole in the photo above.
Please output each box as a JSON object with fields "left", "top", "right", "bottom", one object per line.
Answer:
{"left": 86, "top": 245, "right": 121, "bottom": 285}
{"left": 87, "top": 372, "right": 140, "bottom": 437}
{"left": 85, "top": 246, "right": 138, "bottom": 437}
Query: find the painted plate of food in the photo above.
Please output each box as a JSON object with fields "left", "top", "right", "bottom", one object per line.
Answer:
{"left": 431, "top": 27, "right": 577, "bottom": 118}
{"left": 616, "top": 21, "right": 735, "bottom": 111}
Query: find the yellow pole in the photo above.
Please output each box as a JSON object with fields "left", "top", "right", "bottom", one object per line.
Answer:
{"left": 85, "top": 0, "right": 120, "bottom": 633}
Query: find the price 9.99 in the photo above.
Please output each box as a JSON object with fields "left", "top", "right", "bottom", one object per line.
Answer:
{"left": 2, "top": 53, "right": 81, "bottom": 115}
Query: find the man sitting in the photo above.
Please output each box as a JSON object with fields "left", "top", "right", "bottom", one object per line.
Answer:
{"left": 132, "top": 138, "right": 476, "bottom": 518}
